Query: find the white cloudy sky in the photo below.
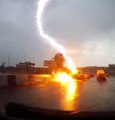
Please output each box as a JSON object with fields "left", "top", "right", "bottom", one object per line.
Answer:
{"left": 0, "top": 0, "right": 115, "bottom": 67}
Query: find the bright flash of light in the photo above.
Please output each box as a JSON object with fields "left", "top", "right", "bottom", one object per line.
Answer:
{"left": 53, "top": 72, "right": 74, "bottom": 83}
{"left": 53, "top": 72, "right": 79, "bottom": 107}
{"left": 36, "top": 0, "right": 77, "bottom": 74}
{"left": 53, "top": 72, "right": 77, "bottom": 100}
{"left": 66, "top": 81, "right": 78, "bottom": 101}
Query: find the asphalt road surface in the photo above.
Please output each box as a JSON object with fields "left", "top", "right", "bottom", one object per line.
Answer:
{"left": 0, "top": 75, "right": 115, "bottom": 113}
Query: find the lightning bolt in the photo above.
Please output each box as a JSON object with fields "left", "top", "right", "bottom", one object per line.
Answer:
{"left": 36, "top": 0, "right": 77, "bottom": 74}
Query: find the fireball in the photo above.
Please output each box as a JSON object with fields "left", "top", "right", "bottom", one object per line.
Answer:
{"left": 53, "top": 72, "right": 74, "bottom": 83}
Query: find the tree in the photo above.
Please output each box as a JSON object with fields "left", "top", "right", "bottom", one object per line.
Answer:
{"left": 54, "top": 53, "right": 65, "bottom": 69}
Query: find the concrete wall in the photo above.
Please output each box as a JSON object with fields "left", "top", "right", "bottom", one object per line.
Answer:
{"left": 0, "top": 75, "right": 8, "bottom": 87}
{"left": 16, "top": 74, "right": 29, "bottom": 84}
{"left": 0, "top": 74, "right": 30, "bottom": 88}
{"left": 0, "top": 74, "right": 51, "bottom": 88}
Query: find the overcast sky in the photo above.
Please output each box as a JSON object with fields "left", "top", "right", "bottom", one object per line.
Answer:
{"left": 0, "top": 0, "right": 115, "bottom": 67}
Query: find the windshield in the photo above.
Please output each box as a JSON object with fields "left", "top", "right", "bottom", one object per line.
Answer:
{"left": 0, "top": 0, "right": 115, "bottom": 119}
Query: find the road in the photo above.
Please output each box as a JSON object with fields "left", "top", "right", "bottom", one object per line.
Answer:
{"left": 0, "top": 75, "right": 115, "bottom": 113}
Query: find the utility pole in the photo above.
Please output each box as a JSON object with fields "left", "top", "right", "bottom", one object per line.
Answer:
{"left": 8, "top": 56, "right": 10, "bottom": 66}
{"left": 24, "top": 54, "right": 26, "bottom": 62}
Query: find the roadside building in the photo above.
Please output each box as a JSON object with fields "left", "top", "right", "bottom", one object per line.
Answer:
{"left": 16, "top": 62, "right": 35, "bottom": 73}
